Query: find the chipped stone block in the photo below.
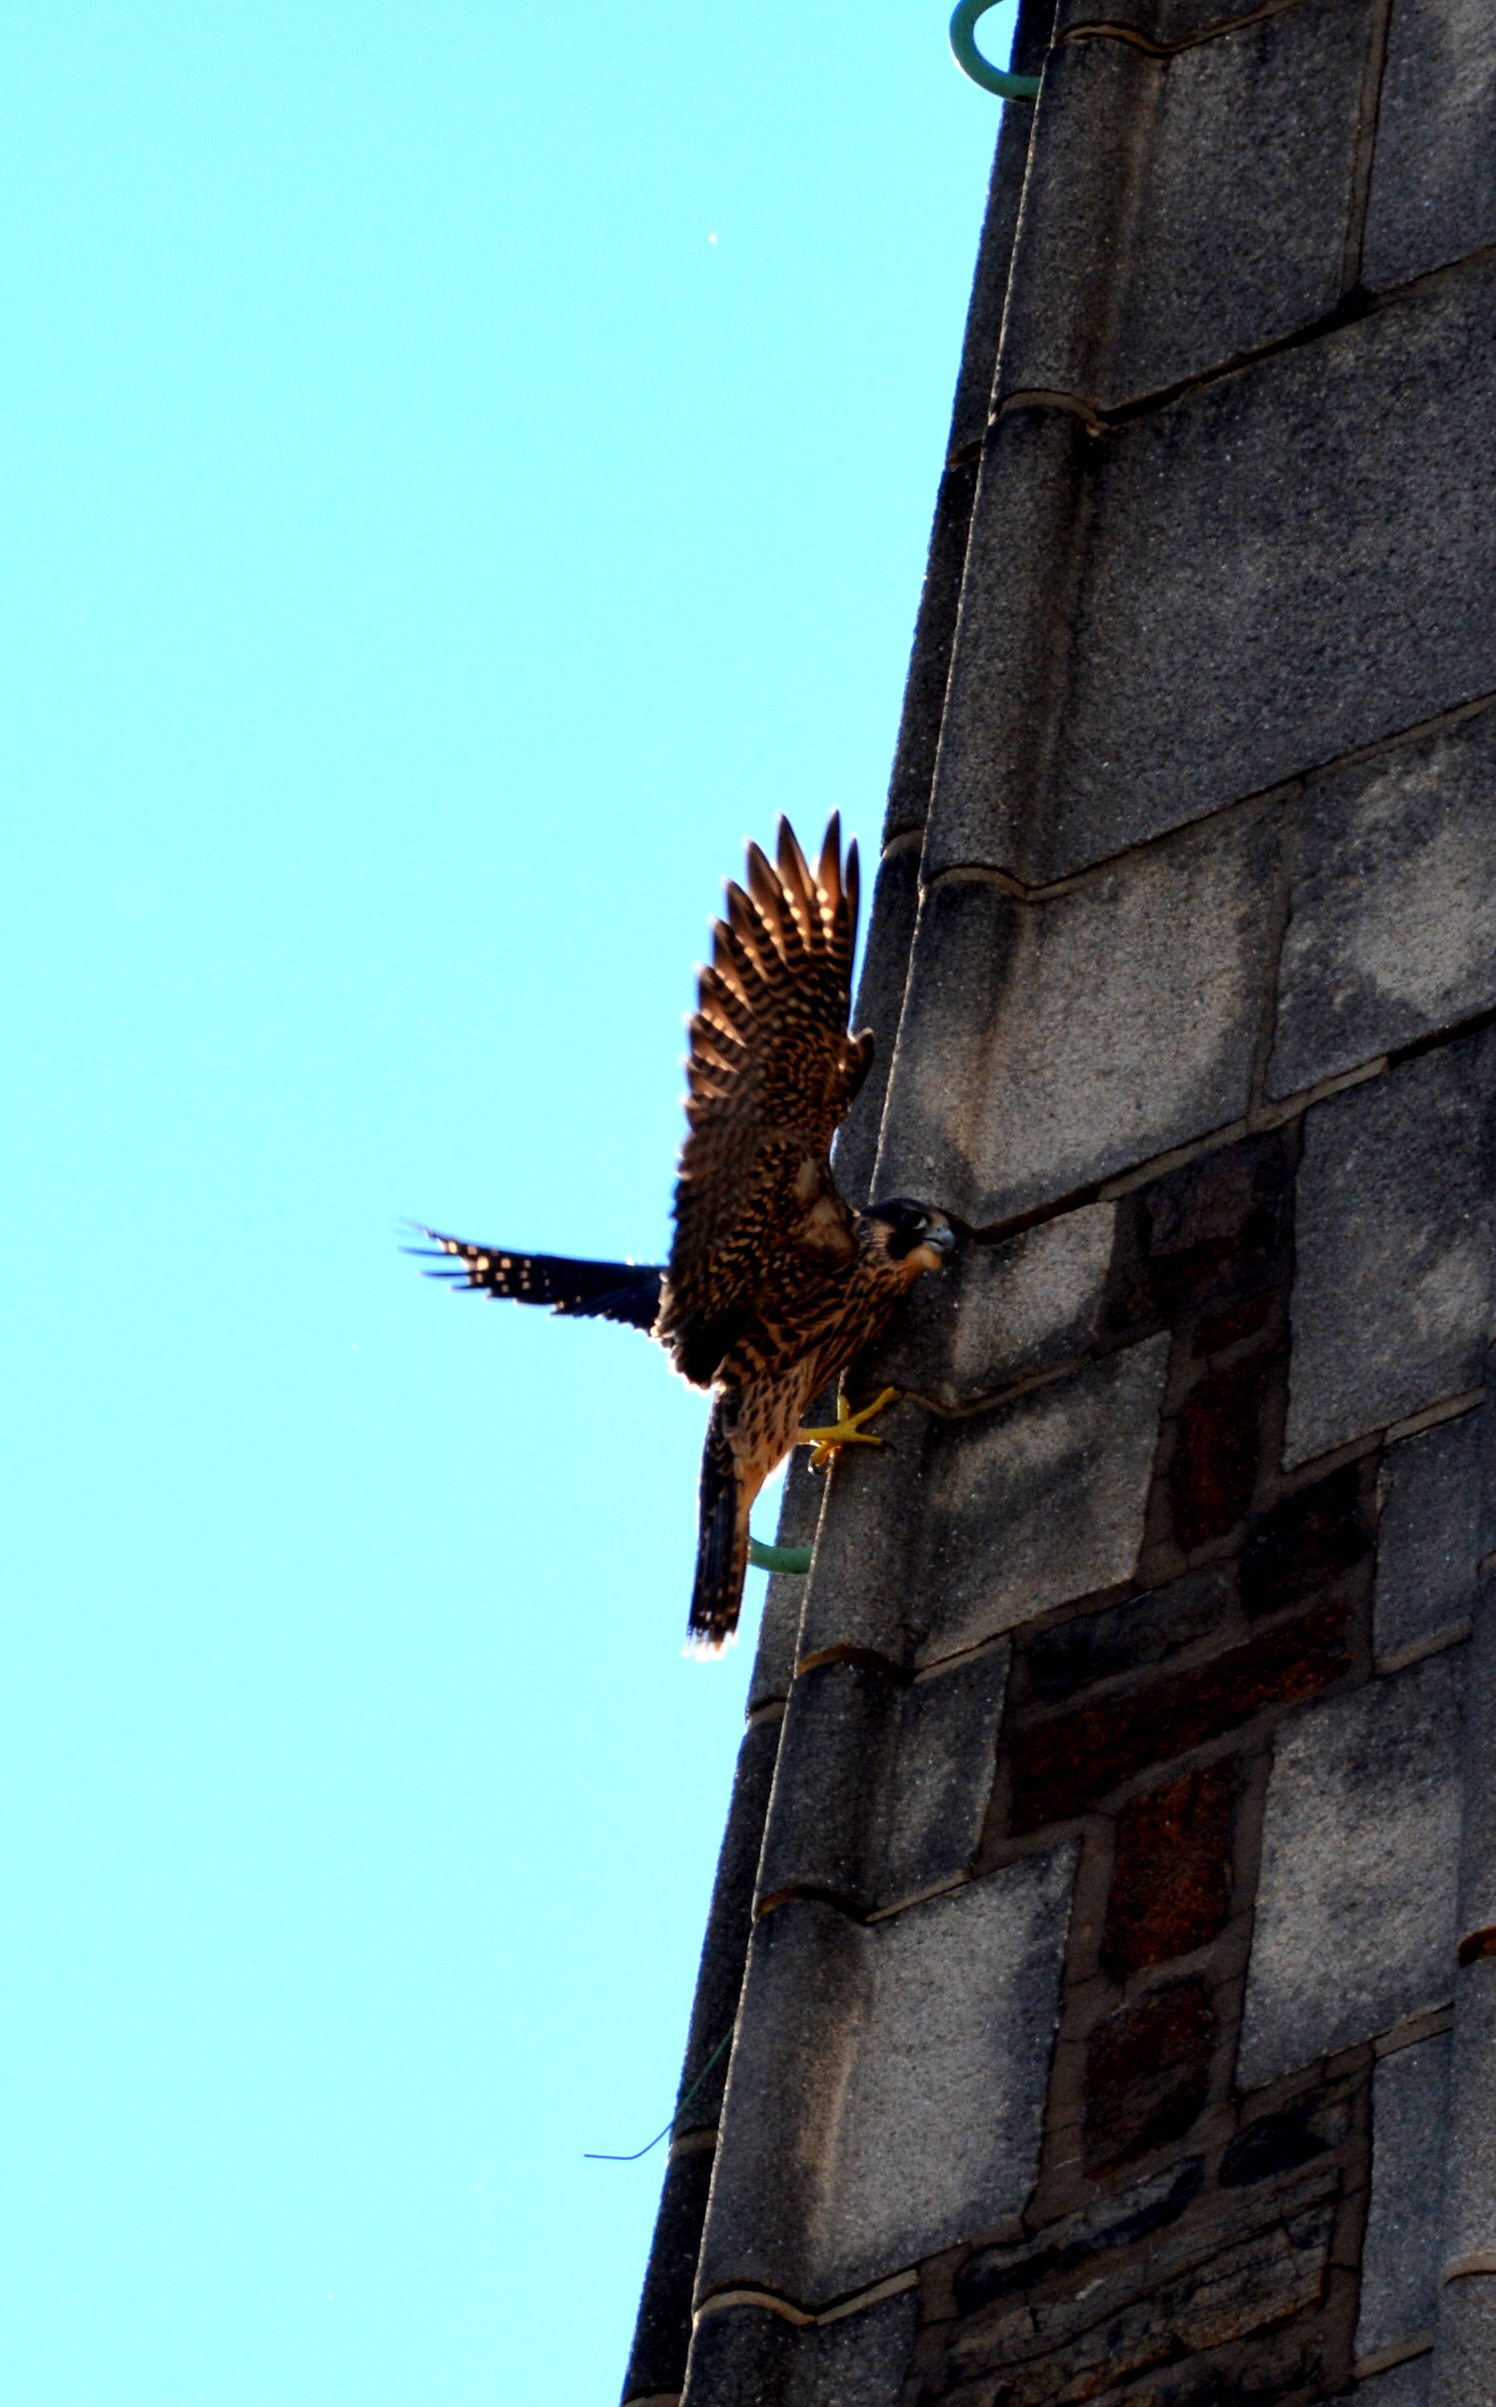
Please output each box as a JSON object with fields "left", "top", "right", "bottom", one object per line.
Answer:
{"left": 1238, "top": 1649, "right": 1464, "bottom": 2089}
{"left": 1000, "top": 0, "right": 1372, "bottom": 412}
{"left": 1285, "top": 1033, "right": 1496, "bottom": 1466}
{"left": 1270, "top": 708, "right": 1496, "bottom": 1097}
{"left": 696, "top": 1848, "right": 1077, "bottom": 2307}
{"left": 1357, "top": 2032, "right": 1452, "bottom": 2362}
{"left": 1376, "top": 1410, "right": 1484, "bottom": 1666}
{"left": 680, "top": 2288, "right": 919, "bottom": 2407}
{"left": 881, "top": 812, "right": 1276, "bottom": 1225}
{"left": 867, "top": 1200, "right": 1117, "bottom": 1409}
{"left": 1364, "top": 0, "right": 1496, "bottom": 290}
{"left": 937, "top": 2163, "right": 1339, "bottom": 2399}
{"left": 927, "top": 256, "right": 1496, "bottom": 883}
{"left": 797, "top": 1338, "right": 1168, "bottom": 1670}
{"left": 1010, "top": 1597, "right": 1352, "bottom": 1830}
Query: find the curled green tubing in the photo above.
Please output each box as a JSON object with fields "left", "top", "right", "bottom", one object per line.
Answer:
{"left": 748, "top": 1537, "right": 813, "bottom": 1575}
{"left": 948, "top": 0, "right": 1043, "bottom": 99}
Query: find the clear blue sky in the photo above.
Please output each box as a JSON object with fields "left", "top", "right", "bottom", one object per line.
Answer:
{"left": 0, "top": 6, "right": 1017, "bottom": 2399}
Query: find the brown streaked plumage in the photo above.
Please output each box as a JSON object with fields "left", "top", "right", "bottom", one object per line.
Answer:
{"left": 408, "top": 815, "right": 954, "bottom": 1652}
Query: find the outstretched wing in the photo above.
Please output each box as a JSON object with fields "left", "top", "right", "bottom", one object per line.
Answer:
{"left": 658, "top": 816, "right": 872, "bottom": 1386}
{"left": 409, "top": 1229, "right": 664, "bottom": 1331}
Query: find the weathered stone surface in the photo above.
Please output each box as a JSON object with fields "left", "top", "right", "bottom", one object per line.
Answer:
{"left": 1363, "top": 0, "right": 1496, "bottom": 291}
{"left": 946, "top": 0, "right": 1055, "bottom": 458}
{"left": 1103, "top": 1129, "right": 1293, "bottom": 1332}
{"left": 955, "top": 2157, "right": 1204, "bottom": 2316}
{"left": 1084, "top": 1978, "right": 1219, "bottom": 2173}
{"left": 834, "top": 841, "right": 921, "bottom": 1205}
{"left": 1376, "top": 1410, "right": 1484, "bottom": 1666}
{"left": 697, "top": 1848, "right": 1077, "bottom": 2306}
{"left": 1362, "top": 2355, "right": 1434, "bottom": 2407}
{"left": 754, "top": 1642, "right": 1009, "bottom": 1916}
{"left": 939, "top": 2164, "right": 1338, "bottom": 2398}
{"left": 1026, "top": 1564, "right": 1234, "bottom": 1707}
{"left": 1170, "top": 1349, "right": 1274, "bottom": 1552}
{"left": 1010, "top": 1597, "right": 1352, "bottom": 1830}
{"left": 674, "top": 1713, "right": 786, "bottom": 2134}
{"left": 1439, "top": 1962, "right": 1496, "bottom": 2296}
{"left": 1052, "top": 0, "right": 1320, "bottom": 38}
{"left": 928, "top": 256, "right": 1496, "bottom": 883}
{"left": 624, "top": 2144, "right": 717, "bottom": 2403}
{"left": 797, "top": 1338, "right": 1169, "bottom": 1670}
{"left": 1357, "top": 2032, "right": 1452, "bottom": 2361}
{"left": 1001, "top": 0, "right": 1373, "bottom": 412}
{"left": 749, "top": 1452, "right": 822, "bottom": 1714}
{"left": 1220, "top": 2094, "right": 1346, "bottom": 2187}
{"left": 680, "top": 2289, "right": 919, "bottom": 2407}
{"left": 1102, "top": 1760, "right": 1239, "bottom": 1978}
{"left": 1240, "top": 1462, "right": 1372, "bottom": 1620}
{"left": 867, "top": 1200, "right": 1117, "bottom": 1408}
{"left": 1285, "top": 1034, "right": 1496, "bottom": 1465}
{"left": 1270, "top": 706, "right": 1496, "bottom": 1097}
{"left": 1238, "top": 1648, "right": 1464, "bottom": 2088}
{"left": 881, "top": 811, "right": 1277, "bottom": 1224}
{"left": 1434, "top": 2269, "right": 1496, "bottom": 2407}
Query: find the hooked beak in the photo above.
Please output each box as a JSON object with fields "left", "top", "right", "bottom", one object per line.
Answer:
{"left": 928, "top": 1220, "right": 956, "bottom": 1256}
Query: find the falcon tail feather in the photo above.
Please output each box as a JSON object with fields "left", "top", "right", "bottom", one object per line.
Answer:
{"left": 688, "top": 1400, "right": 749, "bottom": 1655}
{"left": 407, "top": 1229, "right": 664, "bottom": 1331}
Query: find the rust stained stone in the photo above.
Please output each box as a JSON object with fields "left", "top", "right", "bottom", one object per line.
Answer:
{"left": 1084, "top": 1977, "right": 1219, "bottom": 2174}
{"left": 1102, "top": 1761, "right": 1240, "bottom": 1980}
{"left": 1170, "top": 1352, "right": 1275, "bottom": 1552}
{"left": 1009, "top": 1598, "right": 1351, "bottom": 1831}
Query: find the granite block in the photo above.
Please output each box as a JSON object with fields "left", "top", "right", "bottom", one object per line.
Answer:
{"left": 1269, "top": 706, "right": 1496, "bottom": 1097}
{"left": 834, "top": 841, "right": 921, "bottom": 1205}
{"left": 947, "top": 0, "right": 1057, "bottom": 458}
{"left": 1284, "top": 1033, "right": 1496, "bottom": 1466}
{"left": 1439, "top": 1962, "right": 1496, "bottom": 2286}
{"left": 927, "top": 256, "right": 1496, "bottom": 884}
{"left": 1362, "top": 2357, "right": 1434, "bottom": 2407}
{"left": 681, "top": 2289, "right": 919, "bottom": 2407}
{"left": 1433, "top": 2276, "right": 1496, "bottom": 2407}
{"left": 1375, "top": 1410, "right": 1484, "bottom": 1666}
{"left": 795, "top": 1338, "right": 1167, "bottom": 1670}
{"left": 866, "top": 1200, "right": 1117, "bottom": 1408}
{"left": 696, "top": 1848, "right": 1077, "bottom": 2306}
{"left": 623, "top": 2144, "right": 718, "bottom": 2403}
{"left": 1357, "top": 2032, "right": 1452, "bottom": 2361}
{"left": 1363, "top": 0, "right": 1496, "bottom": 291}
{"left": 755, "top": 1640, "right": 1013, "bottom": 1917}
{"left": 1456, "top": 1568, "right": 1496, "bottom": 1936}
{"left": 1000, "top": 0, "right": 1372, "bottom": 412}
{"left": 675, "top": 1715, "right": 786, "bottom": 2134}
{"left": 880, "top": 811, "right": 1276, "bottom": 1226}
{"left": 1237, "top": 1648, "right": 1464, "bottom": 2088}
{"left": 882, "top": 465, "right": 982, "bottom": 850}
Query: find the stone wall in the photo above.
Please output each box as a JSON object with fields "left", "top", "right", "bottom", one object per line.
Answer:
{"left": 622, "top": 0, "right": 1496, "bottom": 2398}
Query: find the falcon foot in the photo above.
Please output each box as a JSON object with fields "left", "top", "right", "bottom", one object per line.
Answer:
{"left": 797, "top": 1386, "right": 899, "bottom": 1472}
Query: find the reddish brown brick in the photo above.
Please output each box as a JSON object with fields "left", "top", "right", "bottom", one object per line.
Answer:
{"left": 1171, "top": 1354, "right": 1274, "bottom": 1551}
{"left": 1009, "top": 1599, "right": 1351, "bottom": 1830}
{"left": 1102, "top": 1761, "right": 1240, "bottom": 1980}
{"left": 1084, "top": 1978, "right": 1218, "bottom": 2173}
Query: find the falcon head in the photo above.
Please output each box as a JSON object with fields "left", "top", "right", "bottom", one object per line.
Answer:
{"left": 866, "top": 1200, "right": 957, "bottom": 1275}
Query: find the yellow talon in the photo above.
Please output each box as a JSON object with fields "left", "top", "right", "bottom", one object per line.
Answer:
{"left": 797, "top": 1386, "right": 899, "bottom": 1470}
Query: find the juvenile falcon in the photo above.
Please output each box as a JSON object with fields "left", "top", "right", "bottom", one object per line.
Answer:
{"left": 414, "top": 817, "right": 954, "bottom": 1650}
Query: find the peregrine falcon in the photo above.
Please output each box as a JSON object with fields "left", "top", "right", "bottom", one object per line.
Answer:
{"left": 415, "top": 817, "right": 954, "bottom": 1650}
